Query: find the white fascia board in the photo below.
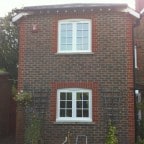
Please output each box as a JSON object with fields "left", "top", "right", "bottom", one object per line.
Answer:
{"left": 140, "top": 8, "right": 144, "bottom": 14}
{"left": 12, "top": 12, "right": 30, "bottom": 23}
{"left": 122, "top": 8, "right": 140, "bottom": 19}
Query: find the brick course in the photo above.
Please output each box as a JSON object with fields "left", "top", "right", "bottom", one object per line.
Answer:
{"left": 17, "top": 7, "right": 135, "bottom": 144}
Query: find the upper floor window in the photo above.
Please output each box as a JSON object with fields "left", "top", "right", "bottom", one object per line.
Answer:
{"left": 58, "top": 19, "right": 92, "bottom": 53}
{"left": 56, "top": 88, "right": 92, "bottom": 122}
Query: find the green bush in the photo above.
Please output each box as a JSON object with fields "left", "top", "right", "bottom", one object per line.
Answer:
{"left": 105, "top": 121, "right": 118, "bottom": 144}
{"left": 25, "top": 115, "right": 42, "bottom": 144}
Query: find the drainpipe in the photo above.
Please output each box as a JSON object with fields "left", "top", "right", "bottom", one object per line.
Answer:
{"left": 132, "top": 17, "right": 140, "bottom": 143}
{"left": 62, "top": 137, "right": 67, "bottom": 144}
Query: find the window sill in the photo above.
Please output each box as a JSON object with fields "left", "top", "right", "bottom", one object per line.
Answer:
{"left": 54, "top": 122, "right": 95, "bottom": 125}
{"left": 55, "top": 52, "right": 94, "bottom": 55}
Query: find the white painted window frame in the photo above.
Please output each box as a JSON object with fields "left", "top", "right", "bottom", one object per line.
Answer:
{"left": 58, "top": 19, "right": 92, "bottom": 53}
{"left": 56, "top": 88, "right": 92, "bottom": 122}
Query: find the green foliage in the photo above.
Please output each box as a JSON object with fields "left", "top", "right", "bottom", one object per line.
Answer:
{"left": 13, "top": 91, "right": 32, "bottom": 106}
{"left": 105, "top": 121, "right": 118, "bottom": 144}
{"left": 136, "top": 137, "right": 144, "bottom": 144}
{"left": 0, "top": 12, "right": 18, "bottom": 79}
{"left": 25, "top": 115, "right": 42, "bottom": 144}
{"left": 0, "top": 68, "right": 6, "bottom": 73}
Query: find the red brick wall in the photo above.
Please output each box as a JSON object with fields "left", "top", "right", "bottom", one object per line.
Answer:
{"left": 17, "top": 8, "right": 135, "bottom": 144}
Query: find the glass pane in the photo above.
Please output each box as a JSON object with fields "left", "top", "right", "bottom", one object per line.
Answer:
{"left": 60, "top": 93, "right": 66, "bottom": 100}
{"left": 77, "top": 23, "right": 82, "bottom": 30}
{"left": 83, "top": 23, "right": 88, "bottom": 30}
{"left": 83, "top": 110, "right": 88, "bottom": 117}
{"left": 83, "top": 101, "right": 88, "bottom": 108}
{"left": 77, "top": 93, "right": 82, "bottom": 100}
{"left": 61, "top": 45, "right": 67, "bottom": 51}
{"left": 83, "top": 37, "right": 88, "bottom": 44}
{"left": 77, "top": 30, "right": 82, "bottom": 37}
{"left": 83, "top": 93, "right": 89, "bottom": 100}
{"left": 67, "top": 101, "right": 72, "bottom": 108}
{"left": 67, "top": 23, "right": 72, "bottom": 30}
{"left": 66, "top": 109, "right": 72, "bottom": 117}
{"left": 60, "top": 109, "right": 65, "bottom": 117}
{"left": 67, "top": 31, "right": 72, "bottom": 37}
{"left": 67, "top": 37, "right": 72, "bottom": 43}
{"left": 83, "top": 31, "right": 88, "bottom": 37}
{"left": 77, "top": 101, "right": 82, "bottom": 108}
{"left": 61, "top": 31, "right": 66, "bottom": 37}
{"left": 60, "top": 101, "right": 65, "bottom": 108}
{"left": 83, "top": 44, "right": 88, "bottom": 50}
{"left": 67, "top": 93, "right": 72, "bottom": 100}
{"left": 61, "top": 37, "right": 66, "bottom": 44}
{"left": 77, "top": 44, "right": 83, "bottom": 50}
{"left": 77, "top": 110, "right": 82, "bottom": 117}
{"left": 67, "top": 45, "right": 72, "bottom": 50}
{"left": 77, "top": 38, "right": 82, "bottom": 44}
{"left": 61, "top": 24, "right": 66, "bottom": 30}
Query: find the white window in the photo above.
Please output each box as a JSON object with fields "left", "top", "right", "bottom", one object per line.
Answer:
{"left": 56, "top": 88, "right": 92, "bottom": 122}
{"left": 58, "top": 19, "right": 92, "bottom": 53}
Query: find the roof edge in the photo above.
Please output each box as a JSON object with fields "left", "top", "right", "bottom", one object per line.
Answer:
{"left": 12, "top": 3, "right": 140, "bottom": 22}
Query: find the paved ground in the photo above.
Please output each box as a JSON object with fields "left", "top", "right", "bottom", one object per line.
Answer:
{"left": 0, "top": 136, "right": 15, "bottom": 144}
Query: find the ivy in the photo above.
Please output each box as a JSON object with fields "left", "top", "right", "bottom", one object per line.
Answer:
{"left": 105, "top": 121, "right": 118, "bottom": 144}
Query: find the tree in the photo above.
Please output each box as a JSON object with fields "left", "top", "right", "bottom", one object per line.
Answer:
{"left": 0, "top": 12, "right": 18, "bottom": 80}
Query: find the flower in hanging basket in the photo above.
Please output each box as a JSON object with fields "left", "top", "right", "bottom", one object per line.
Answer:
{"left": 13, "top": 90, "right": 32, "bottom": 106}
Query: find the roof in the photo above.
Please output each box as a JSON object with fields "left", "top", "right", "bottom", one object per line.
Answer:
{"left": 16, "top": 3, "right": 128, "bottom": 11}
{"left": 12, "top": 3, "right": 140, "bottom": 22}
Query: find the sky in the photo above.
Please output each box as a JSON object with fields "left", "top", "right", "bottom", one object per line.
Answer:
{"left": 0, "top": 0, "right": 135, "bottom": 17}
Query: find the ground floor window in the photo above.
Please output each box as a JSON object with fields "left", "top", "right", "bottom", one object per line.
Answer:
{"left": 56, "top": 88, "right": 92, "bottom": 122}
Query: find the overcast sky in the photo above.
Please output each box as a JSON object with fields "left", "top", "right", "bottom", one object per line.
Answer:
{"left": 0, "top": 0, "right": 135, "bottom": 17}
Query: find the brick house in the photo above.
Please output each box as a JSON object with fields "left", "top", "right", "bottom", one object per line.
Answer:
{"left": 13, "top": 3, "right": 139, "bottom": 144}
{"left": 134, "top": 0, "right": 144, "bottom": 139}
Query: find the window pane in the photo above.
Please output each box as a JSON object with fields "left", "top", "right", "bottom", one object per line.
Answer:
{"left": 66, "top": 109, "right": 72, "bottom": 117}
{"left": 77, "top": 110, "right": 82, "bottom": 117}
{"left": 77, "top": 30, "right": 82, "bottom": 37}
{"left": 67, "top": 101, "right": 72, "bottom": 108}
{"left": 67, "top": 23, "right": 72, "bottom": 30}
{"left": 77, "top": 44, "right": 83, "bottom": 50}
{"left": 67, "top": 37, "right": 72, "bottom": 43}
{"left": 61, "top": 24, "right": 67, "bottom": 30}
{"left": 83, "top": 93, "right": 89, "bottom": 100}
{"left": 77, "top": 38, "right": 82, "bottom": 44}
{"left": 67, "top": 93, "right": 72, "bottom": 100}
{"left": 83, "top": 44, "right": 88, "bottom": 50}
{"left": 60, "top": 109, "right": 65, "bottom": 117}
{"left": 77, "top": 101, "right": 82, "bottom": 108}
{"left": 77, "top": 93, "right": 82, "bottom": 100}
{"left": 61, "top": 45, "right": 67, "bottom": 51}
{"left": 83, "top": 101, "right": 89, "bottom": 108}
{"left": 83, "top": 31, "right": 88, "bottom": 37}
{"left": 61, "top": 31, "right": 66, "bottom": 37}
{"left": 83, "top": 38, "right": 88, "bottom": 44}
{"left": 77, "top": 23, "right": 82, "bottom": 30}
{"left": 60, "top": 101, "right": 65, "bottom": 108}
{"left": 83, "top": 23, "right": 88, "bottom": 30}
{"left": 61, "top": 37, "right": 66, "bottom": 44}
{"left": 67, "top": 31, "right": 72, "bottom": 37}
{"left": 60, "top": 93, "right": 66, "bottom": 100}
{"left": 67, "top": 45, "right": 72, "bottom": 50}
{"left": 83, "top": 110, "right": 88, "bottom": 117}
